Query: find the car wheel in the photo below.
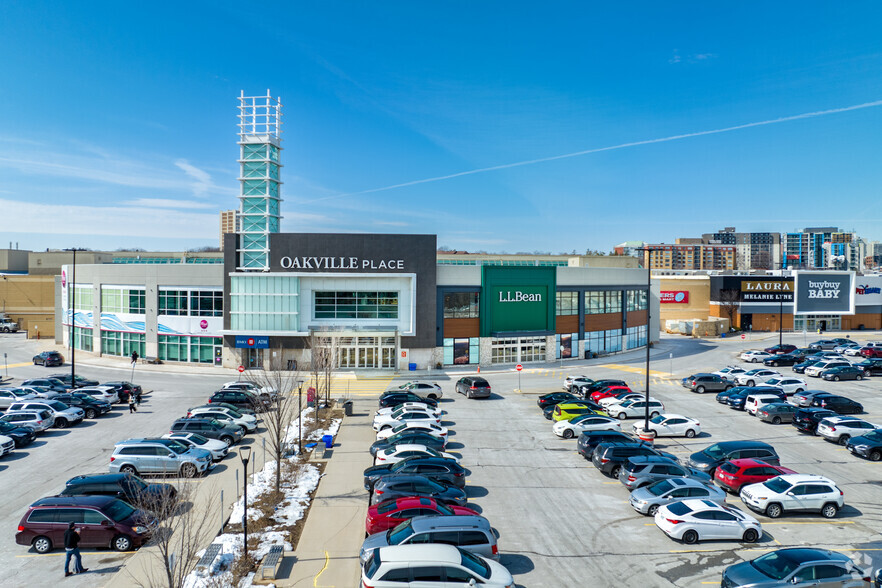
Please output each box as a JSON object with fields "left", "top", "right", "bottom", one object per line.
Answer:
{"left": 838, "top": 435, "right": 850, "bottom": 446}
{"left": 467, "top": 391, "right": 473, "bottom": 399}
{"left": 684, "top": 429, "right": 696, "bottom": 438}
{"left": 869, "top": 450, "right": 882, "bottom": 462}
{"left": 120, "top": 464, "right": 137, "bottom": 475}
{"left": 380, "top": 425, "right": 391, "bottom": 431}
{"left": 112, "top": 534, "right": 133, "bottom": 552}
{"left": 771, "top": 362, "right": 778, "bottom": 367}
{"left": 617, "top": 412, "right": 627, "bottom": 420}
{"left": 33, "top": 536, "right": 52, "bottom": 554}
{"left": 609, "top": 465, "right": 621, "bottom": 478}
{"left": 33, "top": 359, "right": 38, "bottom": 365}
{"left": 856, "top": 374, "right": 863, "bottom": 381}
{"left": 682, "top": 530, "right": 699, "bottom": 544}
{"left": 55, "top": 418, "right": 68, "bottom": 429}
{"left": 864, "top": 370, "right": 871, "bottom": 377}
{"left": 647, "top": 504, "right": 659, "bottom": 516}
{"left": 428, "top": 394, "right": 438, "bottom": 400}
{"left": 221, "top": 435, "right": 234, "bottom": 445}
{"left": 795, "top": 389, "right": 803, "bottom": 393}
{"left": 650, "top": 411, "right": 660, "bottom": 418}
{"left": 695, "top": 386, "right": 705, "bottom": 394}
{"left": 85, "top": 408, "right": 97, "bottom": 419}
{"left": 562, "top": 428, "right": 575, "bottom": 439}
{"left": 742, "top": 528, "right": 759, "bottom": 543}
{"left": 747, "top": 380, "right": 755, "bottom": 387}
{"left": 772, "top": 417, "right": 782, "bottom": 425}
{"left": 765, "top": 503, "right": 783, "bottom": 518}
{"left": 821, "top": 503, "right": 838, "bottom": 518}
{"left": 181, "top": 463, "right": 198, "bottom": 478}
{"left": 833, "top": 376, "right": 840, "bottom": 381}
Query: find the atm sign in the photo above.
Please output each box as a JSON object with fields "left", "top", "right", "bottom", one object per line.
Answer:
{"left": 660, "top": 291, "right": 689, "bottom": 304}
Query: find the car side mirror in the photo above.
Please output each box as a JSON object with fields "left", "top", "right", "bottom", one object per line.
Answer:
{"left": 168, "top": 453, "right": 176, "bottom": 458}
{"left": 786, "top": 491, "right": 794, "bottom": 496}
{"left": 101, "top": 519, "right": 112, "bottom": 526}
{"left": 468, "top": 580, "right": 477, "bottom": 587}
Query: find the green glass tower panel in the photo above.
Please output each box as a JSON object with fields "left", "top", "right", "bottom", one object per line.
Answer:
{"left": 267, "top": 199, "right": 280, "bottom": 217}
{"left": 268, "top": 163, "right": 280, "bottom": 180}
{"left": 241, "top": 197, "right": 267, "bottom": 214}
{"left": 268, "top": 181, "right": 279, "bottom": 197}
{"left": 480, "top": 266, "right": 556, "bottom": 336}
{"left": 242, "top": 217, "right": 267, "bottom": 232}
{"left": 242, "top": 162, "right": 266, "bottom": 178}
{"left": 243, "top": 180, "right": 268, "bottom": 195}
{"left": 243, "top": 144, "right": 266, "bottom": 160}
{"left": 268, "top": 145, "right": 280, "bottom": 162}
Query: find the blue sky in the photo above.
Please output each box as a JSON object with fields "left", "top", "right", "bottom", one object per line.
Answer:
{"left": 2, "top": 1, "right": 882, "bottom": 253}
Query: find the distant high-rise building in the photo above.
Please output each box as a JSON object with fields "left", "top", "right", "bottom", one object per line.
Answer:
{"left": 219, "top": 210, "right": 239, "bottom": 250}
{"left": 642, "top": 243, "right": 735, "bottom": 271}
{"left": 701, "top": 227, "right": 780, "bottom": 270}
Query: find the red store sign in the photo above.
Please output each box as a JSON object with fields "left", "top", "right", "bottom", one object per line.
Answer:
{"left": 660, "top": 291, "right": 689, "bottom": 304}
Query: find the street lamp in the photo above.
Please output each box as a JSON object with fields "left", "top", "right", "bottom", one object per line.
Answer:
{"left": 296, "top": 380, "right": 304, "bottom": 453}
{"left": 636, "top": 247, "right": 658, "bottom": 432}
{"left": 239, "top": 445, "right": 252, "bottom": 560}
{"left": 63, "top": 248, "right": 87, "bottom": 386}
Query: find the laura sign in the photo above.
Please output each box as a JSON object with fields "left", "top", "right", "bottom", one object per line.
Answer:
{"left": 660, "top": 291, "right": 689, "bottom": 304}
{"left": 794, "top": 271, "right": 855, "bottom": 316}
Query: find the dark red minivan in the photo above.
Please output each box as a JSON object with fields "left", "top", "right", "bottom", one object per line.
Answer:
{"left": 16, "top": 496, "right": 151, "bottom": 553}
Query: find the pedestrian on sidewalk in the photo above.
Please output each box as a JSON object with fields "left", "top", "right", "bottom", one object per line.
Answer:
{"left": 64, "top": 522, "right": 88, "bottom": 577}
{"left": 128, "top": 395, "right": 137, "bottom": 413}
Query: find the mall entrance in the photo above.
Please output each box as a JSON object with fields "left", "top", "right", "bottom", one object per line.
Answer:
{"left": 334, "top": 335, "right": 397, "bottom": 369}
{"left": 490, "top": 336, "right": 547, "bottom": 365}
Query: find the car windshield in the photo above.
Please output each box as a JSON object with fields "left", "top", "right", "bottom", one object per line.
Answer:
{"left": 618, "top": 400, "right": 634, "bottom": 408}
{"left": 765, "top": 379, "right": 782, "bottom": 385}
{"left": 386, "top": 519, "right": 414, "bottom": 544}
{"left": 121, "top": 476, "right": 148, "bottom": 492}
{"left": 435, "top": 502, "right": 453, "bottom": 515}
{"left": 650, "top": 415, "right": 665, "bottom": 424}
{"left": 104, "top": 499, "right": 136, "bottom": 522}
{"left": 647, "top": 479, "right": 675, "bottom": 496}
{"left": 188, "top": 434, "right": 209, "bottom": 445}
{"left": 460, "top": 549, "right": 491, "bottom": 578}
{"left": 762, "top": 477, "right": 791, "bottom": 494}
{"left": 863, "top": 431, "right": 882, "bottom": 442}
{"left": 749, "top": 551, "right": 802, "bottom": 580}
{"left": 46, "top": 401, "right": 66, "bottom": 410}
{"left": 701, "top": 444, "right": 725, "bottom": 460}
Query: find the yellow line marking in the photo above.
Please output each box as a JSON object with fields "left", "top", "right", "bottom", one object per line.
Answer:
{"left": 602, "top": 363, "right": 671, "bottom": 377}
{"left": 4, "top": 361, "right": 34, "bottom": 369}
{"left": 314, "top": 549, "right": 330, "bottom": 587}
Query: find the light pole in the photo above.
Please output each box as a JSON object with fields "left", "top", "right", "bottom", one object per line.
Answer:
{"left": 63, "top": 248, "right": 86, "bottom": 386}
{"left": 636, "top": 247, "right": 657, "bottom": 432}
{"left": 296, "top": 380, "right": 304, "bottom": 453}
{"left": 239, "top": 445, "right": 251, "bottom": 560}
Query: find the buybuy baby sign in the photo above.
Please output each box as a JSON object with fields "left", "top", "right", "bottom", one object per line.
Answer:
{"left": 794, "top": 271, "right": 855, "bottom": 316}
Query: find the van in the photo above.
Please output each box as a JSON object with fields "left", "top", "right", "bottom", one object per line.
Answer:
{"left": 15, "top": 495, "right": 152, "bottom": 553}
{"left": 744, "top": 394, "right": 785, "bottom": 416}
{"left": 359, "top": 515, "right": 499, "bottom": 564}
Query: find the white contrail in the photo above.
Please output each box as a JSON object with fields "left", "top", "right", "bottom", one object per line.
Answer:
{"left": 305, "top": 99, "right": 882, "bottom": 203}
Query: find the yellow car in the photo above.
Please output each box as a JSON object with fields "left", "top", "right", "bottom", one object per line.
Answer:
{"left": 553, "top": 402, "right": 606, "bottom": 422}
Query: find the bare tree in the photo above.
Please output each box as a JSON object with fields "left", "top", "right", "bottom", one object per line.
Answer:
{"left": 307, "top": 329, "right": 337, "bottom": 419}
{"left": 129, "top": 477, "right": 217, "bottom": 588}
{"left": 244, "top": 345, "right": 301, "bottom": 493}
{"left": 719, "top": 289, "right": 741, "bottom": 328}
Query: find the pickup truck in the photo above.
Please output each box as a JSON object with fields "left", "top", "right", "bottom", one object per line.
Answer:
{"left": 0, "top": 320, "right": 20, "bottom": 333}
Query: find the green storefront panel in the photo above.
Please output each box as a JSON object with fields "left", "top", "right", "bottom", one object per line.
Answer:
{"left": 480, "top": 266, "right": 556, "bottom": 336}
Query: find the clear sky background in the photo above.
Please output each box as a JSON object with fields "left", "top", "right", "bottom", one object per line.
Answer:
{"left": 2, "top": 1, "right": 882, "bottom": 253}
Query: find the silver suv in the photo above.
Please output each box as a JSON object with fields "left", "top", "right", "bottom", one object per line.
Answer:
{"left": 360, "top": 515, "right": 498, "bottom": 565}
{"left": 8, "top": 400, "right": 84, "bottom": 428}
{"left": 110, "top": 438, "right": 211, "bottom": 478}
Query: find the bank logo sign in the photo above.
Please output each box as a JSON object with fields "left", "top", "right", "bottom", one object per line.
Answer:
{"left": 794, "top": 271, "right": 855, "bottom": 316}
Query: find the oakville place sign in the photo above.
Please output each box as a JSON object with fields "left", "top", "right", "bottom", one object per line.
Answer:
{"left": 279, "top": 256, "right": 405, "bottom": 270}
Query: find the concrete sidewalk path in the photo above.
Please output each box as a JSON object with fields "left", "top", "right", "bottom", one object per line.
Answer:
{"left": 275, "top": 399, "right": 374, "bottom": 587}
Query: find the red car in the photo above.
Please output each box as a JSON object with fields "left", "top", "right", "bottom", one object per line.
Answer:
{"left": 365, "top": 496, "right": 480, "bottom": 535}
{"left": 713, "top": 458, "right": 797, "bottom": 494}
{"left": 860, "top": 347, "right": 882, "bottom": 358}
{"left": 590, "top": 386, "right": 632, "bottom": 403}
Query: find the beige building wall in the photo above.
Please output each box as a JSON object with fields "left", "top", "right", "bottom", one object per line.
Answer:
{"left": 0, "top": 275, "right": 56, "bottom": 337}
{"left": 657, "top": 275, "right": 711, "bottom": 322}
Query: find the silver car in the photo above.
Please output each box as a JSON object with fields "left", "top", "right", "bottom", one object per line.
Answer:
{"left": 721, "top": 547, "right": 869, "bottom": 587}
{"left": 629, "top": 477, "right": 726, "bottom": 516}
{"left": 109, "top": 438, "right": 211, "bottom": 478}
{"left": 619, "top": 456, "right": 711, "bottom": 490}
{"left": 0, "top": 388, "right": 36, "bottom": 409}
{"left": 7, "top": 400, "right": 84, "bottom": 428}
{"left": 1, "top": 410, "right": 55, "bottom": 433}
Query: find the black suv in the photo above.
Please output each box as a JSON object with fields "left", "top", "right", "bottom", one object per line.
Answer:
{"left": 363, "top": 457, "right": 466, "bottom": 491}
{"left": 537, "top": 392, "right": 579, "bottom": 410}
{"left": 592, "top": 441, "right": 677, "bottom": 478}
{"left": 763, "top": 353, "right": 805, "bottom": 367}
{"left": 49, "top": 374, "right": 99, "bottom": 388}
{"left": 208, "top": 390, "right": 267, "bottom": 411}
{"left": 809, "top": 395, "right": 863, "bottom": 414}
{"left": 792, "top": 407, "right": 837, "bottom": 434}
{"left": 32, "top": 351, "right": 64, "bottom": 367}
{"left": 846, "top": 430, "right": 882, "bottom": 461}
{"left": 688, "top": 441, "right": 779, "bottom": 476}
{"left": 53, "top": 393, "right": 112, "bottom": 419}
{"left": 454, "top": 377, "right": 491, "bottom": 399}
{"left": 378, "top": 392, "right": 438, "bottom": 409}
{"left": 853, "top": 359, "right": 882, "bottom": 377}
{"left": 59, "top": 473, "right": 177, "bottom": 505}
{"left": 681, "top": 374, "right": 732, "bottom": 394}
{"left": 576, "top": 430, "right": 637, "bottom": 460}
{"left": 0, "top": 421, "right": 36, "bottom": 447}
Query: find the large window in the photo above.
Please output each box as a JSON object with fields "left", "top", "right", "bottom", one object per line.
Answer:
{"left": 72, "top": 286, "right": 92, "bottom": 311}
{"left": 443, "top": 292, "right": 479, "bottom": 319}
{"left": 158, "top": 335, "right": 189, "bottom": 362}
{"left": 229, "top": 275, "right": 299, "bottom": 331}
{"left": 555, "top": 292, "right": 579, "bottom": 316}
{"left": 314, "top": 291, "right": 398, "bottom": 320}
{"left": 159, "top": 290, "right": 188, "bottom": 316}
{"left": 158, "top": 335, "right": 221, "bottom": 363}
{"left": 101, "top": 287, "right": 145, "bottom": 314}
{"left": 584, "top": 329, "right": 623, "bottom": 354}
{"left": 626, "top": 325, "right": 647, "bottom": 349}
{"left": 585, "top": 291, "right": 623, "bottom": 314}
{"left": 72, "top": 326, "right": 93, "bottom": 352}
{"left": 627, "top": 290, "right": 648, "bottom": 311}
{"left": 190, "top": 291, "right": 223, "bottom": 317}
{"left": 101, "top": 331, "right": 145, "bottom": 358}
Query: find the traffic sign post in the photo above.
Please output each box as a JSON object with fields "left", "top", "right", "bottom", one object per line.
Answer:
{"left": 516, "top": 364, "right": 523, "bottom": 392}
{"left": 741, "top": 334, "right": 745, "bottom": 340}
{"left": 238, "top": 365, "right": 245, "bottom": 380}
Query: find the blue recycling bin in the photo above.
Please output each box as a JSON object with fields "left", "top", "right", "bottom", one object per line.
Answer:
{"left": 408, "top": 362, "right": 417, "bottom": 371}
{"left": 322, "top": 434, "right": 333, "bottom": 449}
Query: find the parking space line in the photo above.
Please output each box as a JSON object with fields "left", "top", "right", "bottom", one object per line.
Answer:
{"left": 761, "top": 521, "right": 855, "bottom": 525}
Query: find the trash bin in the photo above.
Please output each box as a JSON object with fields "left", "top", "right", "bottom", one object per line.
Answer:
{"left": 343, "top": 400, "right": 353, "bottom": 416}
{"left": 322, "top": 434, "right": 333, "bottom": 449}
{"left": 408, "top": 362, "right": 417, "bottom": 371}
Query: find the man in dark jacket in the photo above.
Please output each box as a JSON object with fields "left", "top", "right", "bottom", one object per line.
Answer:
{"left": 64, "top": 522, "right": 88, "bottom": 576}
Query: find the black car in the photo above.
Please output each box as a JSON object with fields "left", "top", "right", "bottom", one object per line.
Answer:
{"left": 687, "top": 441, "right": 779, "bottom": 476}
{"left": 537, "top": 392, "right": 580, "bottom": 410}
{"left": 103, "top": 381, "right": 141, "bottom": 403}
{"left": 0, "top": 421, "right": 36, "bottom": 447}
{"left": 59, "top": 473, "right": 177, "bottom": 505}
{"left": 454, "top": 377, "right": 491, "bottom": 399}
{"left": 370, "top": 432, "right": 446, "bottom": 457}
{"left": 846, "top": 430, "right": 882, "bottom": 461}
{"left": 578, "top": 379, "right": 627, "bottom": 397}
{"left": 854, "top": 359, "right": 882, "bottom": 377}
{"left": 49, "top": 374, "right": 99, "bottom": 388}
{"left": 791, "top": 407, "right": 838, "bottom": 434}
{"left": 820, "top": 366, "right": 866, "bottom": 381}
{"left": 32, "top": 351, "right": 64, "bottom": 367}
{"left": 728, "top": 387, "right": 783, "bottom": 410}
{"left": 792, "top": 360, "right": 821, "bottom": 374}
{"left": 810, "top": 395, "right": 863, "bottom": 414}
{"left": 576, "top": 430, "right": 637, "bottom": 460}
{"left": 591, "top": 441, "right": 677, "bottom": 478}
{"left": 378, "top": 392, "right": 438, "bottom": 409}
{"left": 763, "top": 353, "right": 804, "bottom": 367}
{"left": 370, "top": 474, "right": 467, "bottom": 507}
{"left": 363, "top": 457, "right": 466, "bottom": 491}
{"left": 208, "top": 390, "right": 268, "bottom": 411}
{"left": 20, "top": 378, "right": 70, "bottom": 392}
{"left": 53, "top": 393, "right": 112, "bottom": 419}
{"left": 716, "top": 386, "right": 752, "bottom": 404}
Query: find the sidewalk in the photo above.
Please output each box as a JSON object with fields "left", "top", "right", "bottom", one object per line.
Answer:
{"left": 274, "top": 399, "right": 374, "bottom": 587}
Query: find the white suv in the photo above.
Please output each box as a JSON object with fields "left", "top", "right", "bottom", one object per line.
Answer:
{"left": 740, "top": 474, "right": 844, "bottom": 519}
{"left": 744, "top": 394, "right": 786, "bottom": 416}
{"left": 816, "top": 417, "right": 880, "bottom": 446}
{"left": 734, "top": 369, "right": 781, "bottom": 387}
{"left": 186, "top": 406, "right": 257, "bottom": 433}
{"left": 804, "top": 360, "right": 851, "bottom": 378}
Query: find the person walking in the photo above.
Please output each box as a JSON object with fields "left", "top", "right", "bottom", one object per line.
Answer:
{"left": 134, "top": 388, "right": 142, "bottom": 407}
{"left": 131, "top": 350, "right": 139, "bottom": 364}
{"left": 128, "top": 394, "right": 137, "bottom": 413}
{"left": 64, "top": 522, "right": 88, "bottom": 576}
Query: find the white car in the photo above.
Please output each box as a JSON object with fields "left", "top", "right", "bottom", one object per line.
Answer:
{"left": 221, "top": 380, "right": 278, "bottom": 399}
{"left": 744, "top": 394, "right": 786, "bottom": 416}
{"left": 599, "top": 393, "right": 649, "bottom": 408}
{"left": 163, "top": 431, "right": 230, "bottom": 460}
{"left": 564, "top": 375, "right": 593, "bottom": 391}
{"left": 387, "top": 382, "right": 443, "bottom": 400}
{"left": 712, "top": 367, "right": 747, "bottom": 381}
{"left": 373, "top": 444, "right": 459, "bottom": 465}
{"left": 834, "top": 343, "right": 861, "bottom": 354}
{"left": 0, "top": 434, "right": 14, "bottom": 457}
{"left": 804, "top": 360, "right": 851, "bottom": 378}
{"left": 843, "top": 346, "right": 865, "bottom": 357}
{"left": 553, "top": 414, "right": 620, "bottom": 439}
{"left": 0, "top": 388, "right": 36, "bottom": 409}
{"left": 373, "top": 409, "right": 441, "bottom": 432}
{"left": 375, "top": 402, "right": 441, "bottom": 418}
{"left": 734, "top": 369, "right": 781, "bottom": 387}
{"left": 632, "top": 414, "right": 701, "bottom": 438}
{"left": 375, "top": 421, "right": 448, "bottom": 441}
{"left": 361, "top": 544, "right": 514, "bottom": 588}
{"left": 654, "top": 499, "right": 762, "bottom": 544}
{"left": 740, "top": 474, "right": 844, "bottom": 519}
{"left": 76, "top": 385, "right": 120, "bottom": 404}
{"left": 816, "top": 417, "right": 880, "bottom": 445}
{"left": 740, "top": 350, "right": 772, "bottom": 363}
{"left": 754, "top": 377, "right": 807, "bottom": 396}
{"left": 605, "top": 399, "right": 665, "bottom": 420}
{"left": 1, "top": 409, "right": 54, "bottom": 433}
{"left": 187, "top": 406, "right": 257, "bottom": 433}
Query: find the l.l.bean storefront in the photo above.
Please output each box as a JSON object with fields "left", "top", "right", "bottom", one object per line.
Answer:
{"left": 436, "top": 265, "right": 658, "bottom": 367}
